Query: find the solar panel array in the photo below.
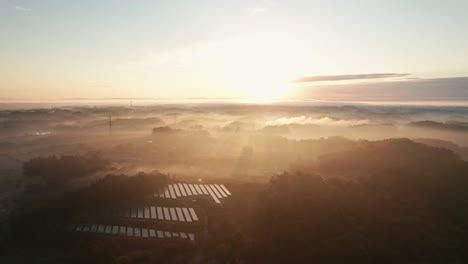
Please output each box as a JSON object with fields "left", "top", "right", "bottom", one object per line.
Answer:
{"left": 74, "top": 224, "right": 195, "bottom": 241}
{"left": 109, "top": 206, "right": 199, "bottom": 222}
{"left": 154, "top": 183, "right": 231, "bottom": 204}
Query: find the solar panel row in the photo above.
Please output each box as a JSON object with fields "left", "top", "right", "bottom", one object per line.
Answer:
{"left": 74, "top": 224, "right": 195, "bottom": 241}
{"left": 154, "top": 183, "right": 231, "bottom": 204}
{"left": 118, "top": 206, "right": 199, "bottom": 222}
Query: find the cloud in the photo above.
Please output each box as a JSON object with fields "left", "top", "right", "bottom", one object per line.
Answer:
{"left": 246, "top": 7, "right": 269, "bottom": 16}
{"left": 293, "top": 73, "right": 410, "bottom": 83}
{"left": 265, "top": 116, "right": 370, "bottom": 127}
{"left": 291, "top": 76, "right": 468, "bottom": 103}
{"left": 14, "top": 5, "right": 31, "bottom": 11}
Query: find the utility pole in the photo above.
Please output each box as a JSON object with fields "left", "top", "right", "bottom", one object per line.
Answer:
{"left": 108, "top": 114, "right": 113, "bottom": 135}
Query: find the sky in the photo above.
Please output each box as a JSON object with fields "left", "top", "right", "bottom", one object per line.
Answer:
{"left": 1, "top": 0, "right": 467, "bottom": 102}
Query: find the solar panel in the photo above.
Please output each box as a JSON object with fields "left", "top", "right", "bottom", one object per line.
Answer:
{"left": 75, "top": 224, "right": 83, "bottom": 232}
{"left": 150, "top": 206, "right": 157, "bottom": 219}
{"left": 189, "top": 208, "right": 199, "bottom": 221}
{"left": 173, "top": 184, "right": 181, "bottom": 197}
{"left": 172, "top": 232, "right": 179, "bottom": 237}
{"left": 144, "top": 207, "right": 150, "bottom": 219}
{"left": 142, "top": 228, "right": 149, "bottom": 238}
{"left": 157, "top": 230, "right": 164, "bottom": 238}
{"left": 153, "top": 191, "right": 159, "bottom": 197}
{"left": 176, "top": 207, "right": 185, "bottom": 222}
{"left": 214, "top": 184, "right": 227, "bottom": 197}
{"left": 194, "top": 184, "right": 203, "bottom": 195}
{"left": 182, "top": 207, "right": 192, "bottom": 222}
{"left": 183, "top": 183, "right": 192, "bottom": 195}
{"left": 112, "top": 225, "right": 119, "bottom": 235}
{"left": 83, "top": 224, "right": 90, "bottom": 232}
{"left": 163, "top": 207, "right": 171, "bottom": 221}
{"left": 209, "top": 184, "right": 223, "bottom": 199}
{"left": 119, "top": 226, "right": 126, "bottom": 235}
{"left": 98, "top": 224, "right": 105, "bottom": 233}
{"left": 90, "top": 224, "right": 98, "bottom": 232}
{"left": 164, "top": 231, "right": 172, "bottom": 238}
{"left": 199, "top": 184, "right": 209, "bottom": 195}
{"left": 131, "top": 208, "right": 137, "bottom": 218}
{"left": 180, "top": 232, "right": 188, "bottom": 239}
{"left": 125, "top": 208, "right": 131, "bottom": 218}
{"left": 168, "top": 184, "right": 177, "bottom": 199}
{"left": 149, "top": 229, "right": 156, "bottom": 238}
{"left": 169, "top": 208, "right": 178, "bottom": 221}
{"left": 176, "top": 183, "right": 186, "bottom": 196}
{"left": 188, "top": 184, "right": 197, "bottom": 195}
{"left": 159, "top": 189, "right": 165, "bottom": 198}
{"left": 206, "top": 184, "right": 221, "bottom": 204}
{"left": 220, "top": 184, "right": 232, "bottom": 195}
{"left": 137, "top": 208, "right": 143, "bottom": 218}
{"left": 164, "top": 187, "right": 170, "bottom": 198}
{"left": 134, "top": 227, "right": 141, "bottom": 237}
{"left": 104, "top": 225, "right": 112, "bottom": 234}
{"left": 188, "top": 233, "right": 195, "bottom": 241}
{"left": 157, "top": 207, "right": 164, "bottom": 219}
{"left": 127, "top": 227, "right": 133, "bottom": 237}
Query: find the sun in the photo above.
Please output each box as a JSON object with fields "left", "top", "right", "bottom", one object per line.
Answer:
{"left": 212, "top": 33, "right": 311, "bottom": 102}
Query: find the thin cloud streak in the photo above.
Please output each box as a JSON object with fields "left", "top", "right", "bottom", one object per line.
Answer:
{"left": 14, "top": 6, "right": 31, "bottom": 11}
{"left": 294, "top": 73, "right": 410, "bottom": 83}
{"left": 246, "top": 7, "right": 269, "bottom": 16}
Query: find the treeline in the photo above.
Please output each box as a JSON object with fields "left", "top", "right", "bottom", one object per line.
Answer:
{"left": 249, "top": 140, "right": 468, "bottom": 263}
{"left": 23, "top": 152, "right": 110, "bottom": 184}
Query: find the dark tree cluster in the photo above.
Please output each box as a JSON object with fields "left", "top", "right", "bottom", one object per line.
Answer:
{"left": 252, "top": 140, "right": 468, "bottom": 263}
{"left": 23, "top": 152, "right": 110, "bottom": 184}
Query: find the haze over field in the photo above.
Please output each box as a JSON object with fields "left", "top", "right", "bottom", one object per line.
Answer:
{"left": 1, "top": 1, "right": 468, "bottom": 264}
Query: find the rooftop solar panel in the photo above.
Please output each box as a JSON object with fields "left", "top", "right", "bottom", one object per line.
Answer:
{"left": 75, "top": 224, "right": 83, "bottom": 232}
{"left": 98, "top": 224, "right": 105, "bottom": 233}
{"left": 149, "top": 229, "right": 156, "bottom": 238}
{"left": 164, "top": 231, "right": 172, "bottom": 238}
{"left": 131, "top": 208, "right": 137, "bottom": 218}
{"left": 91, "top": 224, "right": 98, "bottom": 232}
{"left": 209, "top": 184, "right": 223, "bottom": 199}
{"left": 83, "top": 224, "right": 90, "bottom": 232}
{"left": 180, "top": 232, "right": 188, "bottom": 239}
